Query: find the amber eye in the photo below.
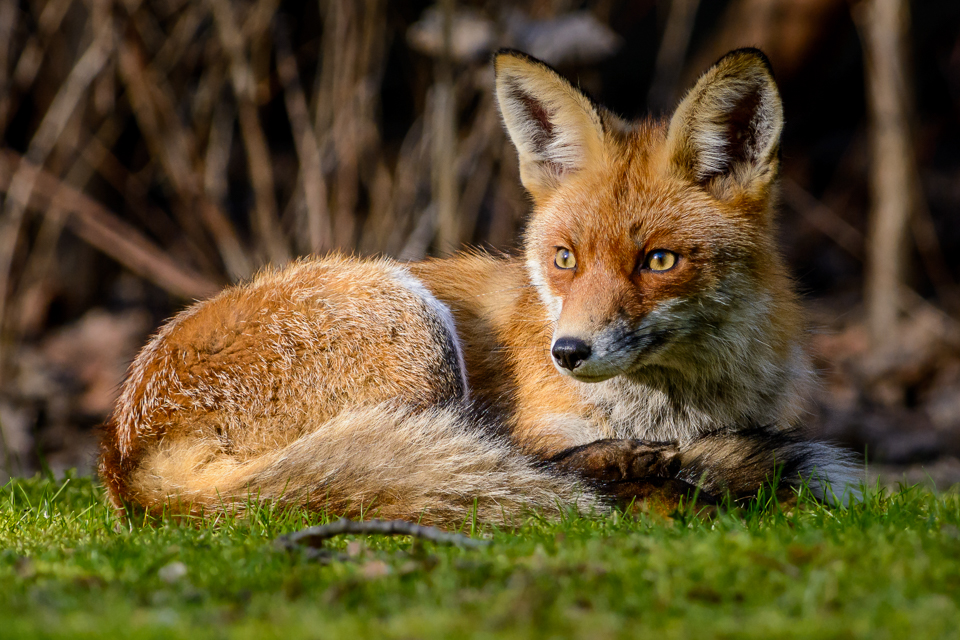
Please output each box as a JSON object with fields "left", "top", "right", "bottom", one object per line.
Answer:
{"left": 645, "top": 250, "right": 677, "bottom": 272}
{"left": 554, "top": 248, "right": 577, "bottom": 270}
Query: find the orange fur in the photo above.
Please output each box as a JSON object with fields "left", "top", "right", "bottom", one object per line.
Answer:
{"left": 100, "top": 49, "right": 858, "bottom": 527}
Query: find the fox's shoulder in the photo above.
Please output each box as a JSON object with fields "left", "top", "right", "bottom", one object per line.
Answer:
{"left": 410, "top": 252, "right": 535, "bottom": 328}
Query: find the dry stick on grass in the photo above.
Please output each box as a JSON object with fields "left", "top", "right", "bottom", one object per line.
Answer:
{"left": 275, "top": 518, "right": 491, "bottom": 552}
{"left": 274, "top": 20, "right": 332, "bottom": 254}
{"left": 208, "top": 0, "right": 290, "bottom": 265}
{"left": 0, "top": 151, "right": 220, "bottom": 301}
{"left": 853, "top": 0, "right": 916, "bottom": 352}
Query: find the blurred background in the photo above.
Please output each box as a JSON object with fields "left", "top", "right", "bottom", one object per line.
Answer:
{"left": 0, "top": 0, "right": 958, "bottom": 489}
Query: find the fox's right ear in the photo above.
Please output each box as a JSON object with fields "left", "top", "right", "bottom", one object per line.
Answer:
{"left": 494, "top": 51, "right": 606, "bottom": 202}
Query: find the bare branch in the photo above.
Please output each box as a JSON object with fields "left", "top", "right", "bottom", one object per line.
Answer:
{"left": 116, "top": 36, "right": 252, "bottom": 279}
{"left": 0, "top": 34, "right": 112, "bottom": 377}
{"left": 274, "top": 19, "right": 331, "bottom": 254}
{"left": 208, "top": 0, "right": 290, "bottom": 265}
{"left": 648, "top": 0, "right": 700, "bottom": 113}
{"left": 431, "top": 0, "right": 459, "bottom": 255}
{"left": 853, "top": 0, "right": 916, "bottom": 351}
{"left": 0, "top": 151, "right": 220, "bottom": 301}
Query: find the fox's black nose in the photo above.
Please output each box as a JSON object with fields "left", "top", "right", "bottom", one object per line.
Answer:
{"left": 552, "top": 337, "right": 592, "bottom": 371}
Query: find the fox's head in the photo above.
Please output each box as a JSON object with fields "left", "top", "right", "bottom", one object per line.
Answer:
{"left": 495, "top": 49, "right": 798, "bottom": 385}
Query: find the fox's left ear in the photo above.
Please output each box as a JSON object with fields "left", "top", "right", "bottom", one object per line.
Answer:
{"left": 494, "top": 50, "right": 607, "bottom": 202}
{"left": 667, "top": 48, "right": 783, "bottom": 199}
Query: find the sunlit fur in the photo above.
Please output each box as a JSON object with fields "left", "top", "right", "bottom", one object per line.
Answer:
{"left": 100, "top": 50, "right": 859, "bottom": 525}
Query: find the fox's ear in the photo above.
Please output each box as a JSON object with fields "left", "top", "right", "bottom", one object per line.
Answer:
{"left": 494, "top": 50, "right": 606, "bottom": 201}
{"left": 666, "top": 48, "right": 783, "bottom": 198}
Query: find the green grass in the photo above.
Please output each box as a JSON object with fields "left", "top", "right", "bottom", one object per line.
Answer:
{"left": 2, "top": 474, "right": 959, "bottom": 639}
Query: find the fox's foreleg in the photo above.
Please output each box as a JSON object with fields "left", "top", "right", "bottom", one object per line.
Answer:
{"left": 547, "top": 428, "right": 859, "bottom": 507}
{"left": 675, "top": 427, "right": 860, "bottom": 503}
{"left": 548, "top": 439, "right": 715, "bottom": 510}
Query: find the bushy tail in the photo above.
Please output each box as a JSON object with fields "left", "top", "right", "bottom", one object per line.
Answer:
{"left": 114, "top": 405, "right": 599, "bottom": 527}
{"left": 677, "top": 426, "right": 862, "bottom": 504}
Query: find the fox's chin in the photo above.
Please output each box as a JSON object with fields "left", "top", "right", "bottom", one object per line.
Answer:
{"left": 553, "top": 362, "right": 627, "bottom": 383}
{"left": 566, "top": 371, "right": 618, "bottom": 383}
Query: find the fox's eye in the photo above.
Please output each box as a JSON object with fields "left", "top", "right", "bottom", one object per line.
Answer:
{"left": 645, "top": 250, "right": 677, "bottom": 272}
{"left": 554, "top": 248, "right": 577, "bottom": 270}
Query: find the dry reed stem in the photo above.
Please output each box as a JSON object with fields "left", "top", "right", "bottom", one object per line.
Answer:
{"left": 0, "top": 151, "right": 219, "bottom": 300}
{"left": 452, "top": 92, "right": 500, "bottom": 245}
{"left": 116, "top": 35, "right": 251, "bottom": 279}
{"left": 781, "top": 178, "right": 864, "bottom": 260}
{"left": 79, "top": 114, "right": 184, "bottom": 246}
{"left": 648, "top": 0, "right": 700, "bottom": 113}
{"left": 0, "top": 0, "right": 17, "bottom": 97}
{"left": 274, "top": 19, "right": 332, "bottom": 254}
{"left": 0, "top": 33, "right": 112, "bottom": 377}
{"left": 854, "top": 0, "right": 915, "bottom": 351}
{"left": 907, "top": 177, "right": 959, "bottom": 311}
{"left": 115, "top": 40, "right": 211, "bottom": 244}
{"left": 0, "top": 0, "right": 76, "bottom": 134}
{"left": 202, "top": 95, "right": 235, "bottom": 218}
{"left": 431, "top": 0, "right": 459, "bottom": 255}
{"left": 13, "top": 117, "right": 127, "bottom": 336}
{"left": 13, "top": 113, "right": 130, "bottom": 334}
{"left": 208, "top": 0, "right": 290, "bottom": 265}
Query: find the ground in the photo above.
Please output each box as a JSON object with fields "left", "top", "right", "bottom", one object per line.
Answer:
{"left": 2, "top": 475, "right": 959, "bottom": 639}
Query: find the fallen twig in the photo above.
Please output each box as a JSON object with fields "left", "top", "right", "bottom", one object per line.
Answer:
{"left": 275, "top": 518, "right": 491, "bottom": 551}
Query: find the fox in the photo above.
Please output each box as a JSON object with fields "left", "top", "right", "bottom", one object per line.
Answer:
{"left": 99, "top": 48, "right": 859, "bottom": 527}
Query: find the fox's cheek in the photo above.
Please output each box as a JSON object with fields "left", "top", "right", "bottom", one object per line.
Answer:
{"left": 544, "top": 261, "right": 574, "bottom": 296}
{"left": 635, "top": 261, "right": 701, "bottom": 303}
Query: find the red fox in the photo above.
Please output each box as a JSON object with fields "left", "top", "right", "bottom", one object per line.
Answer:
{"left": 99, "top": 48, "right": 858, "bottom": 526}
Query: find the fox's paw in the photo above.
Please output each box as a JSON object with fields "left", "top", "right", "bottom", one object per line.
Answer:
{"left": 602, "top": 478, "right": 718, "bottom": 516}
{"left": 549, "top": 438, "right": 682, "bottom": 483}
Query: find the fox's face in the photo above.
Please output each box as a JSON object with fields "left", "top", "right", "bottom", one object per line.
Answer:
{"left": 495, "top": 50, "right": 788, "bottom": 382}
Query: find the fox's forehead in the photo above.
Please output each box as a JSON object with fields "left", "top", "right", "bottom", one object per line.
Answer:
{"left": 546, "top": 143, "right": 737, "bottom": 250}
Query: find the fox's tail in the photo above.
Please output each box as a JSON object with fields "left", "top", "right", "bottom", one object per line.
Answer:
{"left": 101, "top": 404, "right": 599, "bottom": 527}
{"left": 677, "top": 426, "right": 862, "bottom": 504}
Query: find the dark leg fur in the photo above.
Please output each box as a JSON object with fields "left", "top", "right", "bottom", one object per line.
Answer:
{"left": 548, "top": 427, "right": 852, "bottom": 508}
{"left": 676, "top": 426, "right": 825, "bottom": 499}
